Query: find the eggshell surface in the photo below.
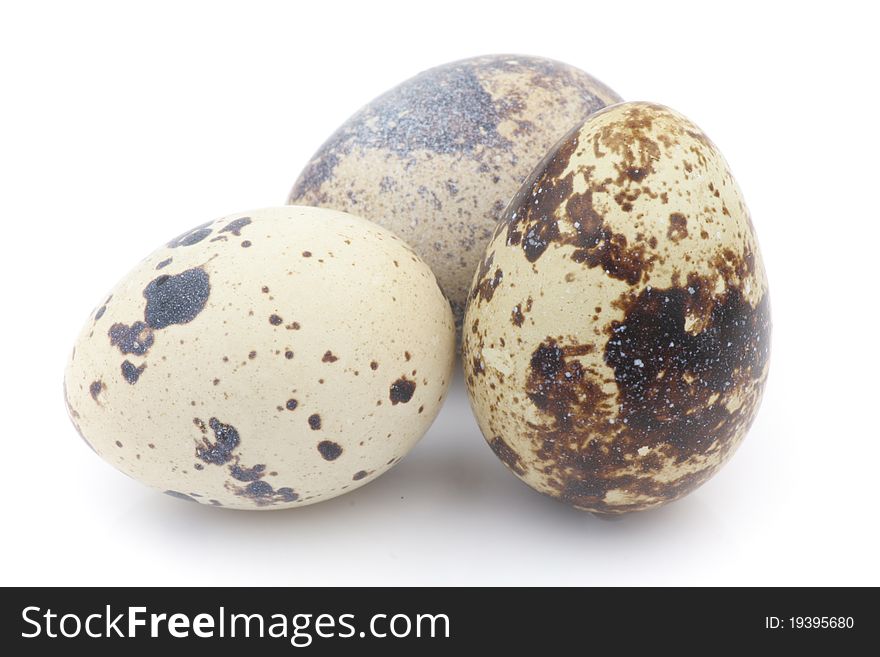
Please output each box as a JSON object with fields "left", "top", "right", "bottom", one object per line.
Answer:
{"left": 289, "top": 54, "right": 621, "bottom": 335}
{"left": 64, "top": 207, "right": 455, "bottom": 509}
{"left": 463, "top": 102, "right": 771, "bottom": 514}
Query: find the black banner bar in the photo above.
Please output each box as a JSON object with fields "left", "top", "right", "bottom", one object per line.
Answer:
{"left": 1, "top": 587, "right": 870, "bottom": 653}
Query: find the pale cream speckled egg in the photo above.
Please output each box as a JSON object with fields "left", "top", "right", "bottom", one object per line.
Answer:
{"left": 288, "top": 54, "right": 621, "bottom": 336}
{"left": 64, "top": 206, "right": 455, "bottom": 509}
{"left": 464, "top": 102, "right": 771, "bottom": 514}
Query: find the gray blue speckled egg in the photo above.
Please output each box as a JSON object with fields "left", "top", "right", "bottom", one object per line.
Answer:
{"left": 64, "top": 206, "right": 455, "bottom": 509}
{"left": 288, "top": 54, "right": 621, "bottom": 336}
{"left": 463, "top": 102, "right": 771, "bottom": 514}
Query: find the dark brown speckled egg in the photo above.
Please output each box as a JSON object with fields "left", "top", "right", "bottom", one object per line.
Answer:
{"left": 463, "top": 102, "right": 771, "bottom": 514}
{"left": 64, "top": 207, "right": 455, "bottom": 509}
{"left": 288, "top": 54, "right": 621, "bottom": 337}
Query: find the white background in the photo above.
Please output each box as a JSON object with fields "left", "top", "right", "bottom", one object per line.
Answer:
{"left": 1, "top": 0, "right": 878, "bottom": 586}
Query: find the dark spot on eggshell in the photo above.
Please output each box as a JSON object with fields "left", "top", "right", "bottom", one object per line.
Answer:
{"left": 566, "top": 214, "right": 649, "bottom": 285}
{"left": 241, "top": 240, "right": 252, "bottom": 248}
{"left": 517, "top": 279, "right": 770, "bottom": 513}
{"left": 352, "top": 470, "right": 368, "bottom": 481}
{"left": 167, "top": 222, "right": 212, "bottom": 248}
{"left": 285, "top": 350, "right": 294, "bottom": 360}
{"left": 246, "top": 480, "right": 273, "bottom": 495}
{"left": 522, "top": 218, "right": 561, "bottom": 263}
{"left": 286, "top": 399, "right": 298, "bottom": 411}
{"left": 667, "top": 213, "right": 688, "bottom": 242}
{"left": 605, "top": 281, "right": 771, "bottom": 460}
{"left": 143, "top": 267, "right": 210, "bottom": 329}
{"left": 277, "top": 488, "right": 298, "bottom": 502}
{"left": 317, "top": 441, "right": 343, "bottom": 461}
{"left": 164, "top": 490, "right": 198, "bottom": 502}
{"left": 322, "top": 350, "right": 338, "bottom": 363}
{"left": 230, "top": 479, "right": 298, "bottom": 506}
{"left": 370, "top": 361, "right": 379, "bottom": 370}
{"left": 269, "top": 314, "right": 283, "bottom": 325}
{"left": 191, "top": 419, "right": 296, "bottom": 504}
{"left": 107, "top": 257, "right": 209, "bottom": 361}
{"left": 308, "top": 414, "right": 322, "bottom": 430}
{"left": 498, "top": 131, "right": 578, "bottom": 258}
{"left": 626, "top": 167, "right": 648, "bottom": 182}
{"left": 94, "top": 305, "right": 107, "bottom": 321}
{"left": 187, "top": 416, "right": 297, "bottom": 506}
{"left": 511, "top": 297, "right": 533, "bottom": 327}
{"left": 121, "top": 360, "right": 146, "bottom": 384}
{"left": 156, "top": 257, "right": 173, "bottom": 270}
{"left": 109, "top": 321, "right": 155, "bottom": 356}
{"left": 229, "top": 463, "right": 266, "bottom": 482}
{"left": 471, "top": 251, "right": 505, "bottom": 304}
{"left": 527, "top": 339, "right": 603, "bottom": 430}
{"left": 219, "top": 216, "right": 251, "bottom": 236}
{"left": 89, "top": 380, "right": 104, "bottom": 401}
{"left": 489, "top": 436, "right": 526, "bottom": 476}
{"left": 302, "top": 251, "right": 312, "bottom": 258}
{"left": 195, "top": 417, "right": 241, "bottom": 466}
{"left": 511, "top": 305, "right": 525, "bottom": 327}
{"left": 389, "top": 377, "right": 416, "bottom": 404}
